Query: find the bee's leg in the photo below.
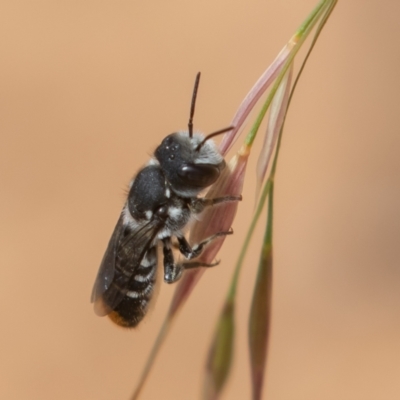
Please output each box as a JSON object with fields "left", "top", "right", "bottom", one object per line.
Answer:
{"left": 177, "top": 230, "right": 233, "bottom": 260}
{"left": 163, "top": 237, "right": 227, "bottom": 283}
{"left": 181, "top": 259, "right": 220, "bottom": 269}
{"left": 162, "top": 238, "right": 184, "bottom": 284}
{"left": 190, "top": 195, "right": 242, "bottom": 214}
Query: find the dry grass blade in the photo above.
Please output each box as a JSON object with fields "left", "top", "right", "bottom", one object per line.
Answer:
{"left": 219, "top": 42, "right": 294, "bottom": 156}
{"left": 203, "top": 299, "right": 235, "bottom": 400}
{"left": 248, "top": 185, "right": 274, "bottom": 400}
{"left": 256, "top": 66, "right": 292, "bottom": 199}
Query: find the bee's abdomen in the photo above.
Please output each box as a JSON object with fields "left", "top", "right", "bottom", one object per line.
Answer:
{"left": 109, "top": 247, "right": 157, "bottom": 328}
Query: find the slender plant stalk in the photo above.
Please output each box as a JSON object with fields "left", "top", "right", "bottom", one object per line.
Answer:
{"left": 130, "top": 319, "right": 171, "bottom": 400}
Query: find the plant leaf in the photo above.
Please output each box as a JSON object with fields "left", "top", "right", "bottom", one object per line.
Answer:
{"left": 219, "top": 41, "right": 295, "bottom": 156}
{"left": 203, "top": 299, "right": 235, "bottom": 400}
{"left": 256, "top": 65, "right": 293, "bottom": 199}
{"left": 248, "top": 184, "right": 274, "bottom": 400}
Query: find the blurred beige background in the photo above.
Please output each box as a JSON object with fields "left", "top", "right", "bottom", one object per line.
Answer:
{"left": 1, "top": 1, "right": 399, "bottom": 399}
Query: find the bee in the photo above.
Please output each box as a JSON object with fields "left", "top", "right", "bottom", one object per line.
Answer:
{"left": 91, "top": 73, "right": 241, "bottom": 327}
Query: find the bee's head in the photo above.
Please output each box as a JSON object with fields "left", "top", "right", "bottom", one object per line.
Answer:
{"left": 155, "top": 72, "right": 234, "bottom": 197}
{"left": 154, "top": 131, "right": 225, "bottom": 197}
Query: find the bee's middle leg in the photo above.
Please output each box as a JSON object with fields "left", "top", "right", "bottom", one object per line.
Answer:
{"left": 177, "top": 230, "right": 233, "bottom": 260}
{"left": 162, "top": 238, "right": 183, "bottom": 284}
{"left": 162, "top": 237, "right": 225, "bottom": 284}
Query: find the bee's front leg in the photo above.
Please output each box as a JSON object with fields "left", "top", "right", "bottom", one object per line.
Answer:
{"left": 190, "top": 195, "right": 242, "bottom": 214}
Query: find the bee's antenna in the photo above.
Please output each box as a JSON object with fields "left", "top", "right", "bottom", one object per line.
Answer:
{"left": 195, "top": 126, "right": 235, "bottom": 151}
{"left": 188, "top": 72, "right": 201, "bottom": 138}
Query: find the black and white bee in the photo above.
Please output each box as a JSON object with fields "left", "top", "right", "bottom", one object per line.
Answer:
{"left": 91, "top": 73, "right": 241, "bottom": 327}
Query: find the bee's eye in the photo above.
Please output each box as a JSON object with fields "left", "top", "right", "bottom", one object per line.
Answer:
{"left": 178, "top": 163, "right": 220, "bottom": 188}
{"left": 156, "top": 205, "right": 168, "bottom": 218}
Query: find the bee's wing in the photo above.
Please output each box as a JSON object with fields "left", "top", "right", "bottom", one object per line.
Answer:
{"left": 91, "top": 215, "right": 160, "bottom": 316}
{"left": 91, "top": 215, "right": 125, "bottom": 304}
